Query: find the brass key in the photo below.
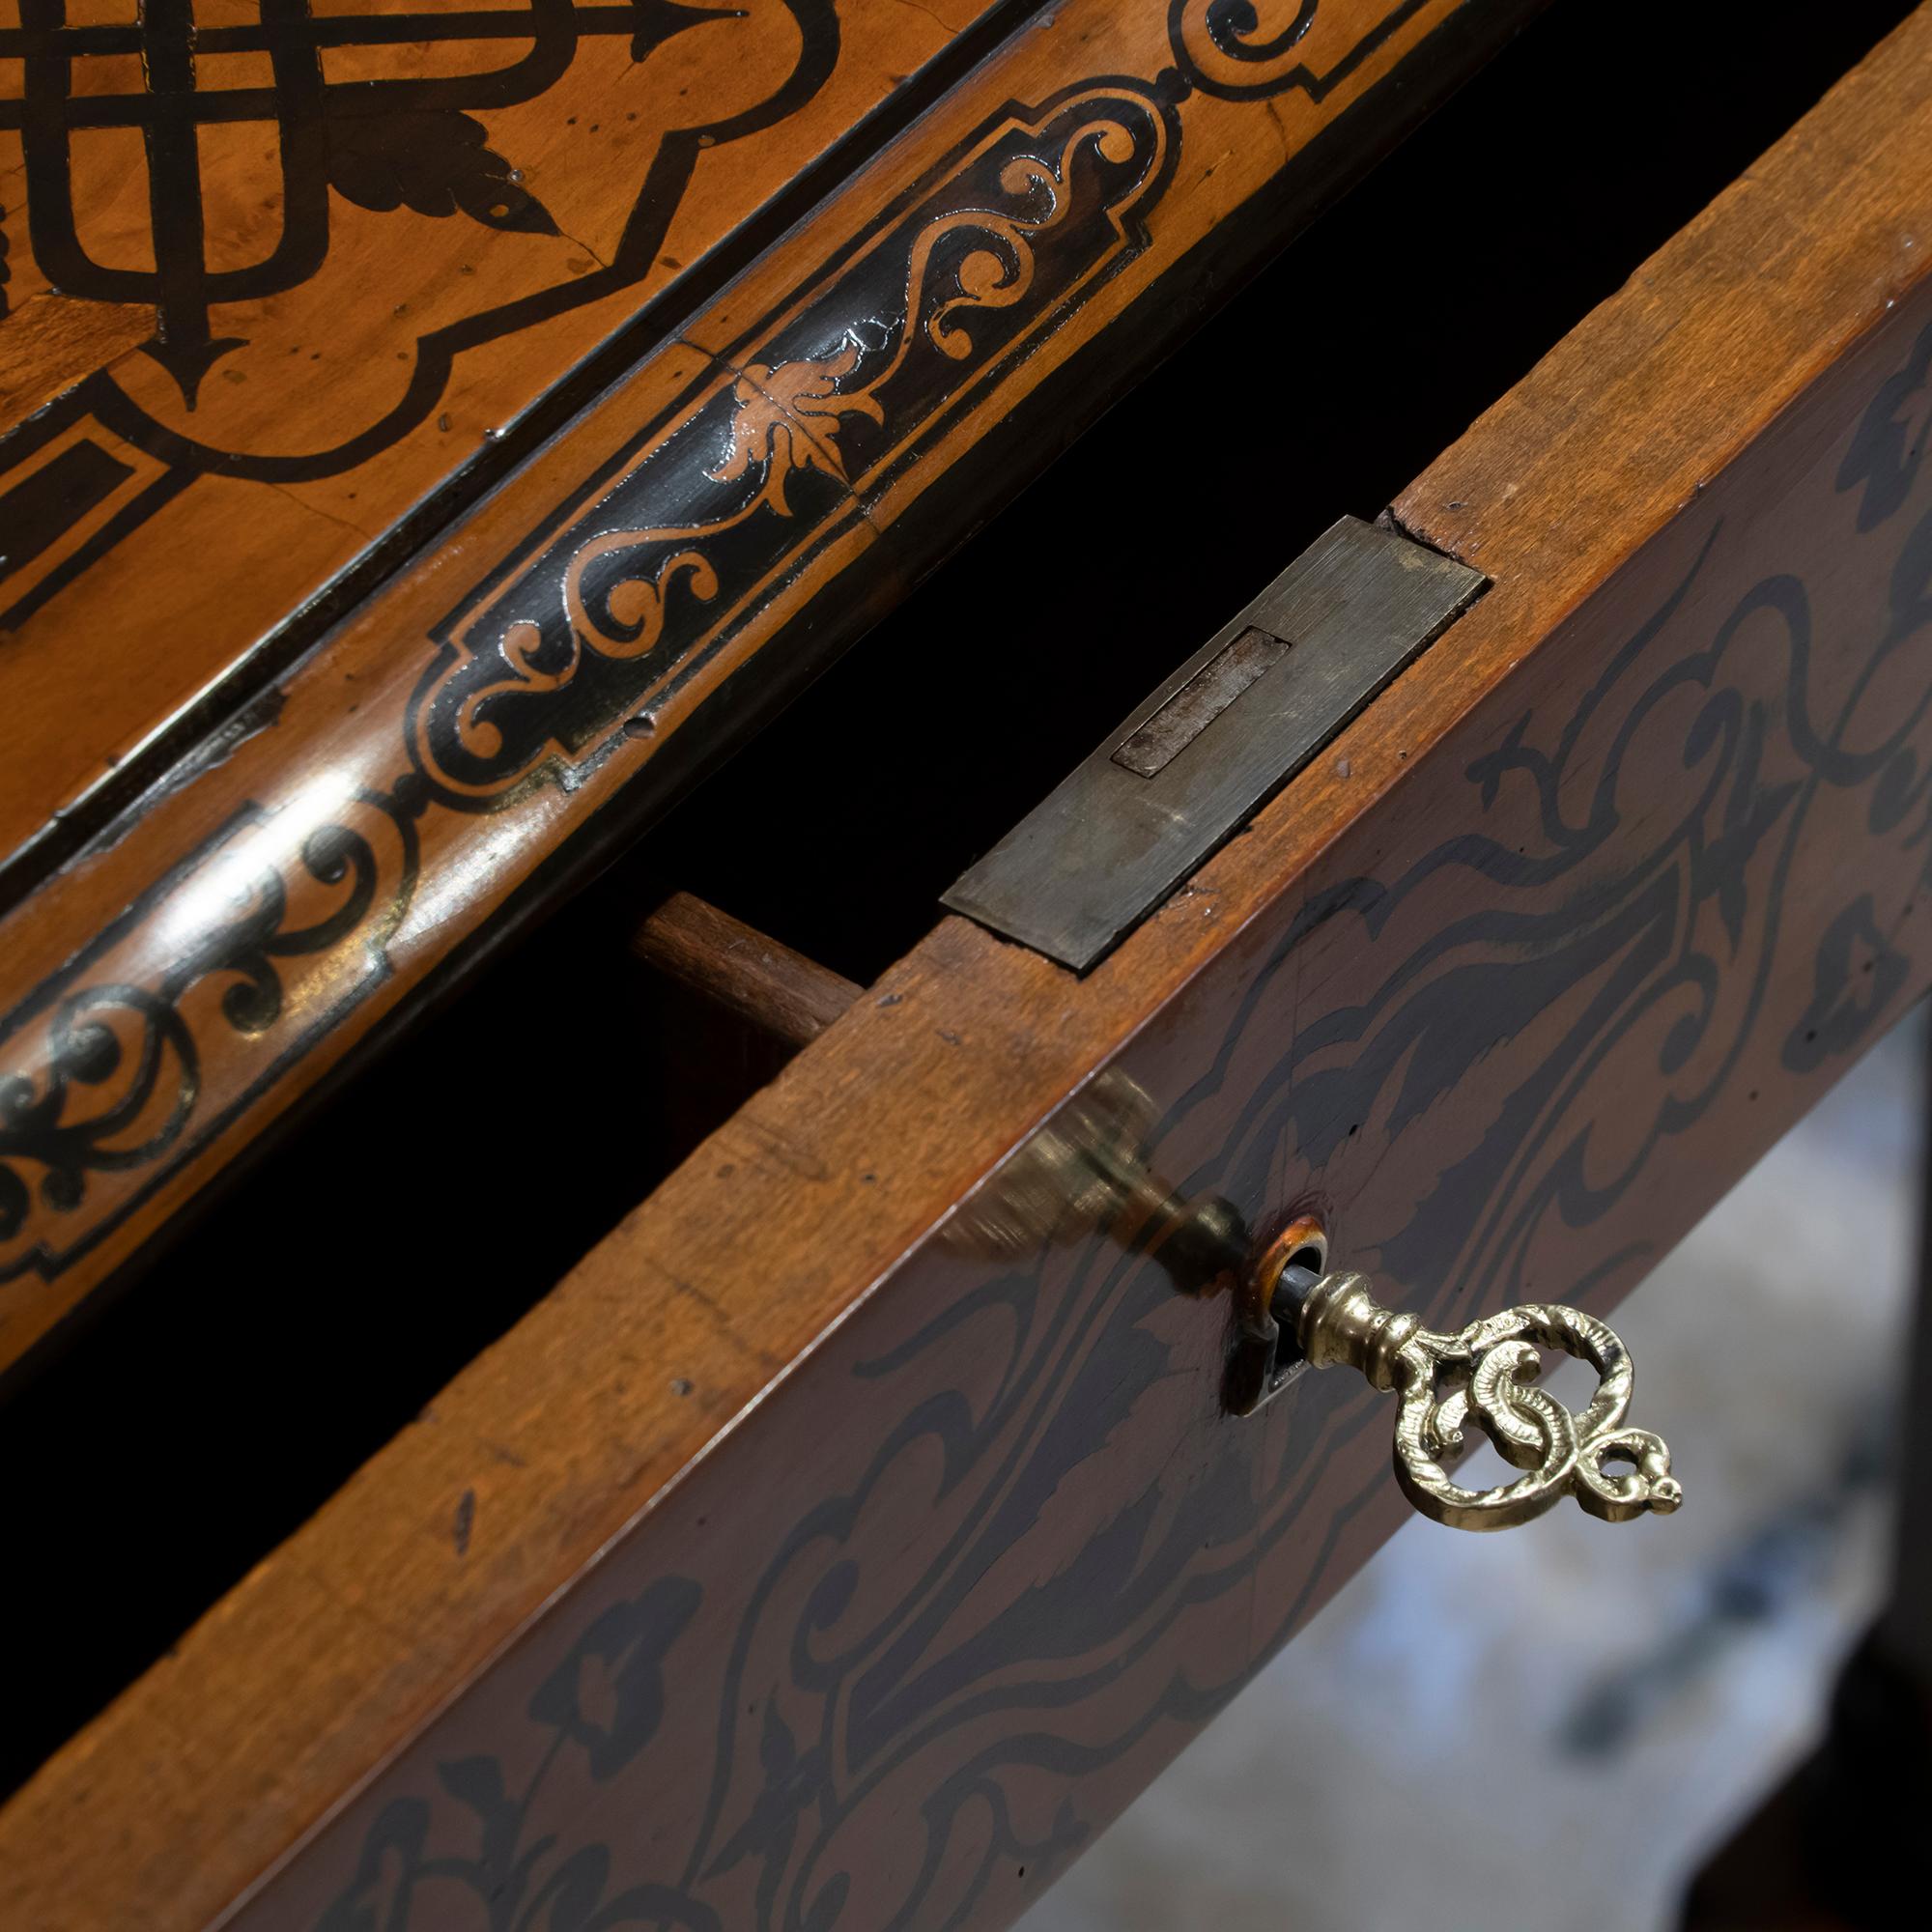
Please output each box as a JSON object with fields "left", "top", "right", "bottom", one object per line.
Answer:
{"left": 1236, "top": 1219, "right": 1682, "bottom": 1532}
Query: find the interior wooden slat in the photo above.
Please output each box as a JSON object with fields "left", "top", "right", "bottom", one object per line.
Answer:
{"left": 630, "top": 890, "right": 860, "bottom": 1048}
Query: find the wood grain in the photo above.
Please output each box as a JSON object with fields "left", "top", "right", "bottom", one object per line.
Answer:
{"left": 8, "top": 10, "right": 1932, "bottom": 1927}
{"left": 0, "top": 0, "right": 1535, "bottom": 1377}
{"left": 0, "top": 0, "right": 1009, "bottom": 868}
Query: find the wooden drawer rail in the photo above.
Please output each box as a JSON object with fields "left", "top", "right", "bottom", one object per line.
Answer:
{"left": 630, "top": 891, "right": 862, "bottom": 1052}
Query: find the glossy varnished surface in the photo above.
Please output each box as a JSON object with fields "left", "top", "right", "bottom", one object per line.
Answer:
{"left": 6, "top": 12, "right": 1932, "bottom": 1926}
{"left": 0, "top": 0, "right": 1532, "bottom": 1375}
{"left": 0, "top": 0, "right": 1009, "bottom": 865}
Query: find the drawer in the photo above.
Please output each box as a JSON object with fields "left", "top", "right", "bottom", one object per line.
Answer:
{"left": 7, "top": 5, "right": 1932, "bottom": 1929}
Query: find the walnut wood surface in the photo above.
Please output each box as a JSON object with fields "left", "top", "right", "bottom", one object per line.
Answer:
{"left": 631, "top": 889, "right": 859, "bottom": 1044}
{"left": 8, "top": 10, "right": 1932, "bottom": 1928}
{"left": 0, "top": 0, "right": 1536, "bottom": 1378}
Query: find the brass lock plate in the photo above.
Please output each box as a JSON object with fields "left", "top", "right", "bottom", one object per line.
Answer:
{"left": 942, "top": 516, "right": 1486, "bottom": 971}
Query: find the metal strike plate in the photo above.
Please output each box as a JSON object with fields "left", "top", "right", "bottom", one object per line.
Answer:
{"left": 943, "top": 517, "right": 1486, "bottom": 971}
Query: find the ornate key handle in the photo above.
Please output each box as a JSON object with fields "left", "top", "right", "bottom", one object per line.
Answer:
{"left": 1236, "top": 1221, "right": 1682, "bottom": 1532}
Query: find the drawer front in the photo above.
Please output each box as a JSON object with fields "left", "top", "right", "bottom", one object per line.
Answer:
{"left": 9, "top": 12, "right": 1932, "bottom": 1932}
{"left": 249, "top": 304, "right": 1932, "bottom": 1932}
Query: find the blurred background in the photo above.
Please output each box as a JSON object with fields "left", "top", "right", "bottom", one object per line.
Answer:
{"left": 1022, "top": 1009, "right": 1925, "bottom": 1932}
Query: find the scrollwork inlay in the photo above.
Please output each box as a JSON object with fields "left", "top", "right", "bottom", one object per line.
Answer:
{"left": 409, "top": 87, "right": 1177, "bottom": 806}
